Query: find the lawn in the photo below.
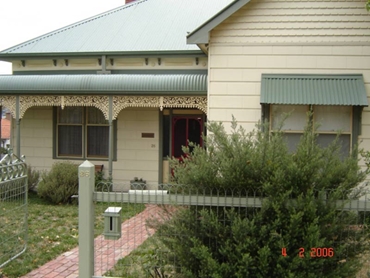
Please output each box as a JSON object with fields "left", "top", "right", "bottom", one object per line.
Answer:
{"left": 0, "top": 192, "right": 144, "bottom": 278}
{"left": 104, "top": 234, "right": 182, "bottom": 278}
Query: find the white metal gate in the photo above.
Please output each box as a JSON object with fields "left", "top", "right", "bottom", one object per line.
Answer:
{"left": 0, "top": 150, "right": 28, "bottom": 268}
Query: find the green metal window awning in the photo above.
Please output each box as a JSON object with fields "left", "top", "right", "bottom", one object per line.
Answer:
{"left": 0, "top": 74, "right": 207, "bottom": 95}
{"left": 260, "top": 74, "right": 368, "bottom": 106}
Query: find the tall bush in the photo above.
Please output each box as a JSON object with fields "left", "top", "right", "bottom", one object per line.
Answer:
{"left": 148, "top": 118, "right": 369, "bottom": 277}
{"left": 37, "top": 161, "right": 78, "bottom": 204}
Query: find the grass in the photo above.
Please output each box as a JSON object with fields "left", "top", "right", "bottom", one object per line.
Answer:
{"left": 357, "top": 251, "right": 370, "bottom": 278}
{"left": 104, "top": 235, "right": 176, "bottom": 278}
{"left": 0, "top": 191, "right": 145, "bottom": 278}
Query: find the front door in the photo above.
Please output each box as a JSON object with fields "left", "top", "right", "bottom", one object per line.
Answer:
{"left": 172, "top": 116, "right": 203, "bottom": 158}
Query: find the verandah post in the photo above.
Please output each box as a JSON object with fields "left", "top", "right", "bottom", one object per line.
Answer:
{"left": 108, "top": 95, "right": 113, "bottom": 180}
{"left": 78, "top": 160, "right": 95, "bottom": 278}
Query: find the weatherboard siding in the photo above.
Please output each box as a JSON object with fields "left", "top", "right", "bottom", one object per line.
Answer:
{"left": 207, "top": 0, "right": 370, "bottom": 171}
{"left": 114, "top": 108, "right": 159, "bottom": 190}
{"left": 211, "top": 0, "right": 370, "bottom": 45}
{"left": 13, "top": 107, "right": 54, "bottom": 170}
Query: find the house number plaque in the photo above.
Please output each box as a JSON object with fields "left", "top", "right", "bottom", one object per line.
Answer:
{"left": 79, "top": 171, "right": 90, "bottom": 178}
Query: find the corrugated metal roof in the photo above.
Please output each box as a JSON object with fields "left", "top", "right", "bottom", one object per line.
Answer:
{"left": 0, "top": 0, "right": 233, "bottom": 56}
{"left": 260, "top": 74, "right": 368, "bottom": 106}
{"left": 0, "top": 74, "right": 207, "bottom": 95}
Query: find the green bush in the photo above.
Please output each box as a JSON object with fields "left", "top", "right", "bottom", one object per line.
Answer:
{"left": 27, "top": 164, "right": 40, "bottom": 192}
{"left": 37, "top": 161, "right": 78, "bottom": 204}
{"left": 0, "top": 146, "right": 8, "bottom": 154}
{"left": 95, "top": 170, "right": 112, "bottom": 192}
{"left": 148, "top": 117, "right": 369, "bottom": 277}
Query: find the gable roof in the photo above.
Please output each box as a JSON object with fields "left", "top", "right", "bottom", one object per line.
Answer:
{"left": 0, "top": 0, "right": 233, "bottom": 59}
{"left": 187, "top": 0, "right": 250, "bottom": 44}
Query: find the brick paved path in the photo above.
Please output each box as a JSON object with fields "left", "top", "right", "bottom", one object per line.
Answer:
{"left": 22, "top": 205, "right": 161, "bottom": 278}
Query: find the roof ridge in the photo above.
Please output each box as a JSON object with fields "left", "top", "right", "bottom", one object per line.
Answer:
{"left": 2, "top": 0, "right": 148, "bottom": 53}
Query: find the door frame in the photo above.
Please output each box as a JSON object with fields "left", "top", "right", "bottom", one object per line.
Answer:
{"left": 171, "top": 116, "right": 203, "bottom": 159}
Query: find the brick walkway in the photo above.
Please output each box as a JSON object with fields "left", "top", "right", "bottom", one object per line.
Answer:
{"left": 22, "top": 205, "right": 161, "bottom": 278}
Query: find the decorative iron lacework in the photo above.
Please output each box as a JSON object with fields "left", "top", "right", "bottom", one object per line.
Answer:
{"left": 62, "top": 96, "right": 110, "bottom": 120}
{"left": 0, "top": 96, "right": 16, "bottom": 118}
{"left": 0, "top": 95, "right": 207, "bottom": 119}
{"left": 112, "top": 96, "right": 161, "bottom": 119}
{"left": 113, "top": 96, "right": 207, "bottom": 119}
{"left": 1, "top": 95, "right": 110, "bottom": 119}
{"left": 19, "top": 96, "right": 61, "bottom": 118}
{"left": 162, "top": 96, "right": 207, "bottom": 114}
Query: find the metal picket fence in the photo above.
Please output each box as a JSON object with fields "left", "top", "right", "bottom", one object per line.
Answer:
{"left": 78, "top": 162, "right": 370, "bottom": 278}
{"left": 0, "top": 151, "right": 27, "bottom": 269}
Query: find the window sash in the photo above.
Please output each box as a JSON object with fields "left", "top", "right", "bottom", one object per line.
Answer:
{"left": 57, "top": 125, "right": 83, "bottom": 157}
{"left": 56, "top": 107, "right": 110, "bottom": 159}
{"left": 271, "top": 105, "right": 307, "bottom": 131}
{"left": 58, "top": 107, "right": 83, "bottom": 124}
{"left": 86, "top": 126, "right": 109, "bottom": 157}
{"left": 270, "top": 105, "right": 352, "bottom": 155}
{"left": 87, "top": 107, "right": 108, "bottom": 124}
{"left": 270, "top": 105, "right": 352, "bottom": 133}
{"left": 314, "top": 106, "right": 351, "bottom": 132}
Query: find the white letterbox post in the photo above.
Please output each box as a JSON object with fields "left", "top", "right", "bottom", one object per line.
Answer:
{"left": 103, "top": 207, "right": 122, "bottom": 240}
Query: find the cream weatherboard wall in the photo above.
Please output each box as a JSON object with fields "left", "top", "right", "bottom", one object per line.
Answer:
{"left": 11, "top": 106, "right": 160, "bottom": 188}
{"left": 114, "top": 108, "right": 159, "bottom": 190}
{"left": 15, "top": 107, "right": 54, "bottom": 169}
{"left": 207, "top": 0, "right": 370, "bottom": 146}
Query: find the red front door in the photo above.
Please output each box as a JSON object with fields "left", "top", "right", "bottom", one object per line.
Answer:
{"left": 172, "top": 117, "right": 203, "bottom": 159}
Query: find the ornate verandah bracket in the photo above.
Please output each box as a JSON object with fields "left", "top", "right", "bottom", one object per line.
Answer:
{"left": 19, "top": 96, "right": 61, "bottom": 118}
{"left": 112, "top": 96, "right": 207, "bottom": 119}
{"left": 162, "top": 96, "right": 207, "bottom": 115}
{"left": 61, "top": 96, "right": 110, "bottom": 120}
{"left": 0, "top": 95, "right": 207, "bottom": 120}
{"left": 112, "top": 96, "right": 161, "bottom": 119}
{"left": 0, "top": 96, "right": 17, "bottom": 118}
{"left": 0, "top": 96, "right": 110, "bottom": 119}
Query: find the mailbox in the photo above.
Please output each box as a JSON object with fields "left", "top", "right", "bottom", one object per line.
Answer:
{"left": 103, "top": 207, "right": 122, "bottom": 240}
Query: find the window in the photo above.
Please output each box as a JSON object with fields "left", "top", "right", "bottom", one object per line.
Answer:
{"left": 56, "top": 107, "right": 110, "bottom": 159}
{"left": 270, "top": 105, "right": 352, "bottom": 155}
{"left": 260, "top": 74, "right": 366, "bottom": 156}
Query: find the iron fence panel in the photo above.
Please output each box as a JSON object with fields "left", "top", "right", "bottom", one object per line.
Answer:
{"left": 0, "top": 151, "right": 27, "bottom": 269}
{"left": 90, "top": 182, "right": 370, "bottom": 277}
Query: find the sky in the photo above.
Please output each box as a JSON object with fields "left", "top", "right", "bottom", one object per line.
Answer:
{"left": 0, "top": 0, "right": 126, "bottom": 74}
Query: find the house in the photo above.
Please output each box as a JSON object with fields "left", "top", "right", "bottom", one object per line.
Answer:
{"left": 1, "top": 113, "right": 11, "bottom": 148}
{"left": 0, "top": 0, "right": 369, "bottom": 189}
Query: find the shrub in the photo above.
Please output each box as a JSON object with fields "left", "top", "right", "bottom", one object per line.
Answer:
{"left": 37, "top": 161, "right": 78, "bottom": 204}
{"left": 148, "top": 117, "right": 369, "bottom": 277}
{"left": 27, "top": 164, "right": 40, "bottom": 192}
{"left": 0, "top": 146, "right": 8, "bottom": 154}
{"left": 95, "top": 170, "right": 112, "bottom": 192}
